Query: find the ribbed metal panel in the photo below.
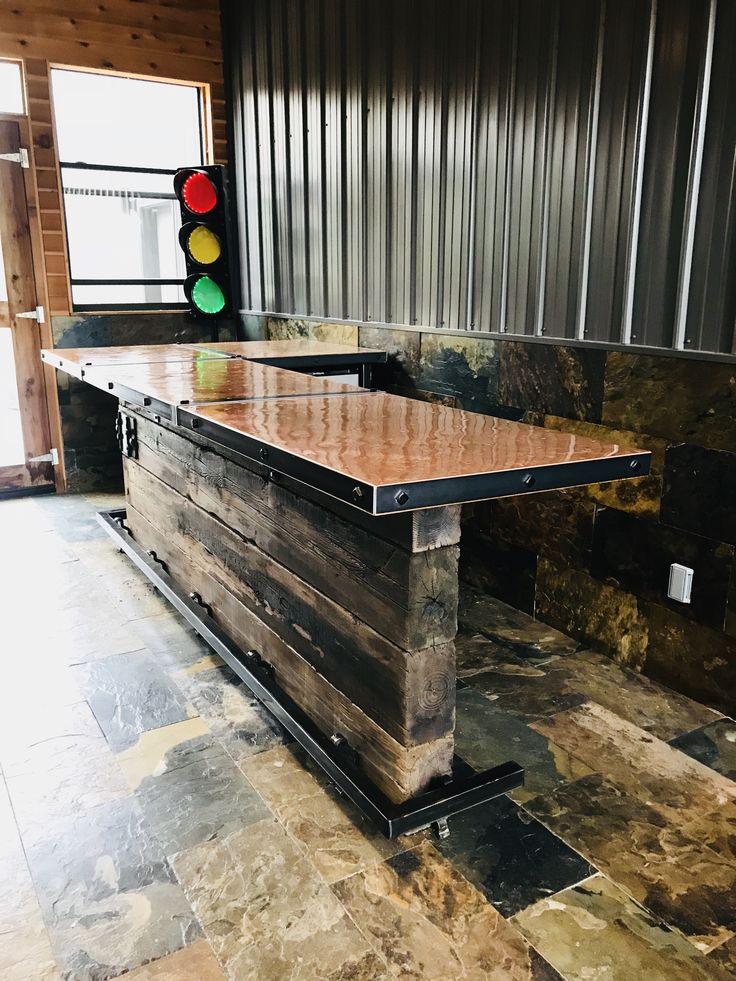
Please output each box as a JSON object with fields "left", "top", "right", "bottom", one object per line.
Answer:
{"left": 224, "top": 0, "right": 736, "bottom": 355}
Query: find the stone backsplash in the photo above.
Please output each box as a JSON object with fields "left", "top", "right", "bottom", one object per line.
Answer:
{"left": 53, "top": 313, "right": 235, "bottom": 492}
{"left": 264, "top": 317, "right": 736, "bottom": 715}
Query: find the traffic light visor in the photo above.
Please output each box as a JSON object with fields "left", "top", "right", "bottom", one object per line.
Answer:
{"left": 182, "top": 171, "right": 217, "bottom": 214}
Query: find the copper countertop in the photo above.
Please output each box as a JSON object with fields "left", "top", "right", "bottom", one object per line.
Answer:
{"left": 182, "top": 392, "right": 650, "bottom": 513}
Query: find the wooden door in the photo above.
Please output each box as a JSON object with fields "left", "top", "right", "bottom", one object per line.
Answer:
{"left": 0, "top": 119, "right": 54, "bottom": 494}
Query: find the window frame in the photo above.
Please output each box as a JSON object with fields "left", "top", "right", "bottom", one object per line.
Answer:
{"left": 51, "top": 68, "right": 208, "bottom": 313}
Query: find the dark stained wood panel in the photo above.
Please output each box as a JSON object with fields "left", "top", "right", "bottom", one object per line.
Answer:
{"left": 125, "top": 499, "right": 455, "bottom": 802}
{"left": 131, "top": 410, "right": 459, "bottom": 650}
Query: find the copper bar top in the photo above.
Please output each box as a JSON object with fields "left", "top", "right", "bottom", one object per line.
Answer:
{"left": 41, "top": 339, "right": 386, "bottom": 379}
{"left": 40, "top": 343, "right": 227, "bottom": 379}
{"left": 180, "top": 393, "right": 651, "bottom": 514}
{"left": 82, "top": 357, "right": 365, "bottom": 419}
{"left": 188, "top": 340, "right": 388, "bottom": 366}
{"left": 45, "top": 340, "right": 650, "bottom": 512}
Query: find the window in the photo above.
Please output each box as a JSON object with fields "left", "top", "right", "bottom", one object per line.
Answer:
{"left": 51, "top": 69, "right": 205, "bottom": 310}
{"left": 0, "top": 61, "right": 24, "bottom": 115}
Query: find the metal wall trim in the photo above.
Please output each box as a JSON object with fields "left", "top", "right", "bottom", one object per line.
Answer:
{"left": 673, "top": 0, "right": 718, "bottom": 351}
{"left": 621, "top": 0, "right": 657, "bottom": 345}
{"left": 576, "top": 0, "right": 606, "bottom": 341}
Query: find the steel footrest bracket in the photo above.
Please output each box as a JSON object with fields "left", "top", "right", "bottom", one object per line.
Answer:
{"left": 97, "top": 508, "right": 525, "bottom": 838}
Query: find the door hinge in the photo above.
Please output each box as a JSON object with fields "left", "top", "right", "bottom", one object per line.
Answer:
{"left": 0, "top": 148, "right": 29, "bottom": 168}
{"left": 16, "top": 305, "right": 45, "bottom": 324}
{"left": 29, "top": 448, "right": 60, "bottom": 466}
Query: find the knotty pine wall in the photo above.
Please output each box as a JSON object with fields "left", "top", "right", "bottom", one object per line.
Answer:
{"left": 0, "top": 0, "right": 227, "bottom": 319}
{"left": 0, "top": 2, "right": 228, "bottom": 491}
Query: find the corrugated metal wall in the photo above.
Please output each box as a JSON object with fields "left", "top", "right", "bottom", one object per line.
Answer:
{"left": 225, "top": 0, "right": 736, "bottom": 355}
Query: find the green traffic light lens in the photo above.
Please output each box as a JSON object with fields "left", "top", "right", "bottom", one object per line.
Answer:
{"left": 191, "top": 276, "right": 225, "bottom": 315}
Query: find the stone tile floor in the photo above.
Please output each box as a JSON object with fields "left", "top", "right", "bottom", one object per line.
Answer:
{"left": 0, "top": 492, "right": 734, "bottom": 980}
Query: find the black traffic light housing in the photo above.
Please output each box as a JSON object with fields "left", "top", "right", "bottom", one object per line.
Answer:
{"left": 173, "top": 165, "right": 234, "bottom": 319}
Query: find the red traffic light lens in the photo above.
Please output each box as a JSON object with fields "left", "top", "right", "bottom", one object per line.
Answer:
{"left": 182, "top": 171, "right": 217, "bottom": 214}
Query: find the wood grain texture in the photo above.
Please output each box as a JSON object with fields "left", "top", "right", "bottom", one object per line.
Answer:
{"left": 125, "top": 503, "right": 454, "bottom": 802}
{"left": 124, "top": 458, "right": 456, "bottom": 746}
{"left": 132, "top": 411, "right": 459, "bottom": 650}
{"left": 0, "top": 120, "right": 53, "bottom": 491}
{"left": 1, "top": 1, "right": 226, "bottom": 317}
{"left": 131, "top": 406, "right": 462, "bottom": 554}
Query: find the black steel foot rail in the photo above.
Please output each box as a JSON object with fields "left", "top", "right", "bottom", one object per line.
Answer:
{"left": 97, "top": 507, "right": 524, "bottom": 838}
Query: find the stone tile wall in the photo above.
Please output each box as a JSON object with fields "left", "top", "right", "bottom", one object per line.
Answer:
{"left": 264, "top": 317, "right": 736, "bottom": 715}
{"left": 53, "top": 314, "right": 235, "bottom": 492}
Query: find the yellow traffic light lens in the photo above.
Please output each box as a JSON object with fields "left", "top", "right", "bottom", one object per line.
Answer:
{"left": 191, "top": 275, "right": 226, "bottom": 315}
{"left": 188, "top": 225, "right": 222, "bottom": 265}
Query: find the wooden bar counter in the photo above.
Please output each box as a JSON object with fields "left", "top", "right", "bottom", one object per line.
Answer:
{"left": 44, "top": 341, "right": 651, "bottom": 807}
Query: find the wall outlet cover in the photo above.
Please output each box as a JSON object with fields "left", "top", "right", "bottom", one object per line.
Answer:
{"left": 668, "top": 563, "right": 693, "bottom": 604}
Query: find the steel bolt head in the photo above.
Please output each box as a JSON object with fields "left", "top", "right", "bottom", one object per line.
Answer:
{"left": 395, "top": 489, "right": 409, "bottom": 506}
{"left": 523, "top": 473, "right": 536, "bottom": 487}
{"left": 352, "top": 486, "right": 363, "bottom": 501}
{"left": 630, "top": 459, "right": 640, "bottom": 470}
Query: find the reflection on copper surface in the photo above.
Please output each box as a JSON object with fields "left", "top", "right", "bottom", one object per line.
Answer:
{"left": 190, "top": 393, "right": 646, "bottom": 486}
{"left": 43, "top": 344, "right": 228, "bottom": 370}
{"left": 190, "top": 340, "right": 384, "bottom": 359}
{"left": 83, "top": 358, "right": 362, "bottom": 406}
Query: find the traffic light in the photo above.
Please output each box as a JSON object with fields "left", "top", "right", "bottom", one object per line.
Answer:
{"left": 174, "top": 166, "right": 233, "bottom": 318}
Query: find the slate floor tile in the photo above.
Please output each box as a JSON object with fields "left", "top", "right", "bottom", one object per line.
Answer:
{"left": 708, "top": 936, "right": 736, "bottom": 975}
{"left": 457, "top": 587, "right": 582, "bottom": 672}
{"left": 0, "top": 915, "right": 61, "bottom": 981}
{"left": 0, "top": 777, "right": 59, "bottom": 981}
{"left": 25, "top": 796, "right": 202, "bottom": 981}
{"left": 242, "top": 744, "right": 406, "bottom": 883}
{"left": 117, "top": 719, "right": 270, "bottom": 857}
{"left": 2, "top": 701, "right": 129, "bottom": 845}
{"left": 513, "top": 873, "right": 733, "bottom": 981}
{"left": 122, "top": 940, "right": 226, "bottom": 980}
{"left": 670, "top": 717, "right": 736, "bottom": 781}
{"left": 435, "top": 795, "right": 595, "bottom": 918}
{"left": 454, "top": 687, "right": 593, "bottom": 804}
{"left": 467, "top": 647, "right": 721, "bottom": 740}
{"left": 173, "top": 818, "right": 381, "bottom": 980}
{"left": 127, "top": 613, "right": 211, "bottom": 667}
{"left": 333, "top": 840, "right": 563, "bottom": 979}
{"left": 524, "top": 773, "right": 736, "bottom": 952}
{"left": 174, "top": 660, "right": 288, "bottom": 765}
{"left": 77, "top": 651, "right": 195, "bottom": 751}
{"left": 531, "top": 702, "right": 736, "bottom": 826}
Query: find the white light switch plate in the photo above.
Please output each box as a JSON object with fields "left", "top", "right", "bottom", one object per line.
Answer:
{"left": 668, "top": 563, "right": 693, "bottom": 604}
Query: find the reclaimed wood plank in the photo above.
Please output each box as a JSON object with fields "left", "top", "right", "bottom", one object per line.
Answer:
{"left": 124, "top": 458, "right": 456, "bottom": 747}
{"left": 132, "top": 411, "right": 459, "bottom": 650}
{"left": 129, "top": 407, "right": 462, "bottom": 553}
{"left": 125, "top": 504, "right": 454, "bottom": 802}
